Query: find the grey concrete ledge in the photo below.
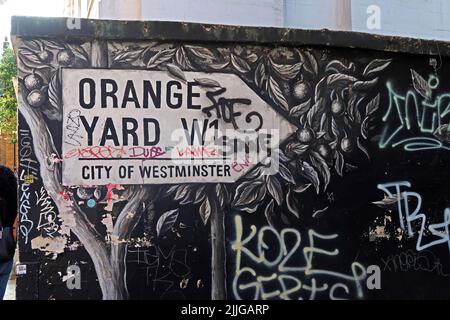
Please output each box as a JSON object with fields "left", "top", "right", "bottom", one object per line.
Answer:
{"left": 10, "top": 15, "right": 450, "bottom": 57}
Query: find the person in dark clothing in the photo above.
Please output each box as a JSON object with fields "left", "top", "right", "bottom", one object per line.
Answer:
{"left": 0, "top": 165, "right": 17, "bottom": 300}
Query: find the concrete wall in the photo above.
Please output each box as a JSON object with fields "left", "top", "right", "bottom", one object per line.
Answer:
{"left": 99, "top": 0, "right": 141, "bottom": 20}
{"left": 352, "top": 0, "right": 450, "bottom": 40}
{"left": 140, "top": 0, "right": 284, "bottom": 27}
{"left": 284, "top": 0, "right": 352, "bottom": 30}
{"left": 62, "top": 0, "right": 450, "bottom": 40}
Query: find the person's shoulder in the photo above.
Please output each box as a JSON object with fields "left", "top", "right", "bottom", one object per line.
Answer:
{"left": 0, "top": 165, "right": 17, "bottom": 181}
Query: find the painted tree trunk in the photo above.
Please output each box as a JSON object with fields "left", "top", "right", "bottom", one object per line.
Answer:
{"left": 210, "top": 192, "right": 226, "bottom": 299}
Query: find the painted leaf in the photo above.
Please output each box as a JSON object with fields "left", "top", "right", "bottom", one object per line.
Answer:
{"left": 314, "top": 76, "right": 327, "bottom": 102}
{"left": 147, "top": 48, "right": 176, "bottom": 68}
{"left": 305, "top": 51, "right": 318, "bottom": 75}
{"left": 287, "top": 142, "right": 309, "bottom": 156}
{"left": 298, "top": 50, "right": 318, "bottom": 75}
{"left": 113, "top": 49, "right": 144, "bottom": 63}
{"left": 192, "top": 186, "right": 206, "bottom": 204}
{"left": 319, "top": 112, "right": 327, "bottom": 132}
{"left": 278, "top": 162, "right": 295, "bottom": 184}
{"left": 41, "top": 40, "right": 65, "bottom": 50}
{"left": 245, "top": 53, "right": 259, "bottom": 63}
{"left": 166, "top": 63, "right": 187, "bottom": 82}
{"left": 272, "top": 148, "right": 290, "bottom": 163}
{"left": 199, "top": 197, "right": 211, "bottom": 225}
{"left": 286, "top": 189, "right": 299, "bottom": 218}
{"left": 254, "top": 61, "right": 267, "bottom": 89}
{"left": 266, "top": 175, "right": 283, "bottom": 206}
{"left": 353, "top": 77, "right": 378, "bottom": 91}
{"left": 327, "top": 73, "right": 357, "bottom": 89}
{"left": 19, "top": 49, "right": 43, "bottom": 68}
{"left": 66, "top": 44, "right": 89, "bottom": 64}
{"left": 209, "top": 60, "right": 230, "bottom": 70}
{"left": 243, "top": 166, "right": 263, "bottom": 180}
{"left": 312, "top": 206, "right": 328, "bottom": 218}
{"left": 309, "top": 151, "right": 331, "bottom": 191}
{"left": 361, "top": 116, "right": 370, "bottom": 139}
{"left": 232, "top": 180, "right": 266, "bottom": 208}
{"left": 357, "top": 137, "right": 370, "bottom": 161}
{"left": 175, "top": 47, "right": 193, "bottom": 69}
{"left": 268, "top": 77, "right": 289, "bottom": 110}
{"left": 179, "top": 188, "right": 195, "bottom": 205}
{"left": 156, "top": 209, "right": 179, "bottom": 237}
{"left": 331, "top": 117, "right": 340, "bottom": 141}
{"left": 363, "top": 59, "right": 392, "bottom": 77}
{"left": 411, "top": 69, "right": 432, "bottom": 100}
{"left": 195, "top": 78, "right": 221, "bottom": 88}
{"left": 269, "top": 57, "right": 302, "bottom": 81}
{"left": 365, "top": 93, "right": 380, "bottom": 116}
{"left": 174, "top": 185, "right": 189, "bottom": 200}
{"left": 48, "top": 69, "right": 62, "bottom": 115}
{"left": 326, "top": 60, "right": 355, "bottom": 73}
{"left": 216, "top": 183, "right": 229, "bottom": 207}
{"left": 230, "top": 54, "right": 251, "bottom": 73}
{"left": 22, "top": 40, "right": 42, "bottom": 52}
{"left": 306, "top": 98, "right": 324, "bottom": 127}
{"left": 289, "top": 98, "right": 311, "bottom": 117}
{"left": 299, "top": 161, "right": 320, "bottom": 194}
{"left": 264, "top": 199, "right": 276, "bottom": 227}
{"left": 293, "top": 184, "right": 311, "bottom": 194}
{"left": 185, "top": 45, "right": 215, "bottom": 60}
{"left": 354, "top": 94, "right": 364, "bottom": 124}
{"left": 335, "top": 151, "right": 344, "bottom": 177}
{"left": 166, "top": 184, "right": 179, "bottom": 196}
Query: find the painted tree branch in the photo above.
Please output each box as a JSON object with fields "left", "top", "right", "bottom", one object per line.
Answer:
{"left": 110, "top": 186, "right": 153, "bottom": 299}
{"left": 18, "top": 86, "right": 114, "bottom": 298}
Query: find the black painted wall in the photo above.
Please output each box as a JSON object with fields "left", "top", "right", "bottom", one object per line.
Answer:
{"left": 12, "top": 17, "right": 450, "bottom": 300}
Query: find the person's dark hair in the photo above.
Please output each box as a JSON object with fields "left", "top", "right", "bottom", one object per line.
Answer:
{"left": 0, "top": 165, "right": 18, "bottom": 227}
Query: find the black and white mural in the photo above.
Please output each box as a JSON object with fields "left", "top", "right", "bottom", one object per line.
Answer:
{"left": 14, "top": 20, "right": 450, "bottom": 299}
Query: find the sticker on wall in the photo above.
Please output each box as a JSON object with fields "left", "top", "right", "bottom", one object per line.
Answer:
{"left": 16, "top": 264, "right": 27, "bottom": 275}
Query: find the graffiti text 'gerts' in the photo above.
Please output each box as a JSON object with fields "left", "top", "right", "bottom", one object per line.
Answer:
{"left": 231, "top": 215, "right": 368, "bottom": 300}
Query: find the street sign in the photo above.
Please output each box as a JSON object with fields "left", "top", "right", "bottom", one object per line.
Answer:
{"left": 62, "top": 69, "right": 296, "bottom": 185}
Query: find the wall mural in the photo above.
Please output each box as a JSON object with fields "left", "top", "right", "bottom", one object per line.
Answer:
{"left": 14, "top": 31, "right": 450, "bottom": 299}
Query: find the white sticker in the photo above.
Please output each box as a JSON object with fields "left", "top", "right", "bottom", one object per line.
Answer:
{"left": 16, "top": 264, "right": 27, "bottom": 275}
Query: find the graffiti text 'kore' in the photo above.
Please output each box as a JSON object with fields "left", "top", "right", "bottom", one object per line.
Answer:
{"left": 231, "top": 215, "right": 367, "bottom": 300}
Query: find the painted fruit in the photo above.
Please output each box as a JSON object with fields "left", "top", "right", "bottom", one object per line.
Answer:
{"left": 24, "top": 74, "right": 43, "bottom": 91}
{"left": 317, "top": 144, "right": 330, "bottom": 158}
{"left": 297, "top": 128, "right": 315, "bottom": 143}
{"left": 331, "top": 99, "right": 344, "bottom": 115}
{"left": 94, "top": 186, "right": 108, "bottom": 201}
{"left": 38, "top": 50, "right": 53, "bottom": 63}
{"left": 292, "top": 80, "right": 310, "bottom": 101}
{"left": 57, "top": 50, "right": 74, "bottom": 66}
{"left": 341, "top": 138, "right": 353, "bottom": 153}
{"left": 26, "top": 90, "right": 46, "bottom": 107}
{"left": 76, "top": 187, "right": 95, "bottom": 200}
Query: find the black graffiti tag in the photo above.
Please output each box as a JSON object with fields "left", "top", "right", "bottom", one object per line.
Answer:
{"left": 203, "top": 88, "right": 263, "bottom": 131}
